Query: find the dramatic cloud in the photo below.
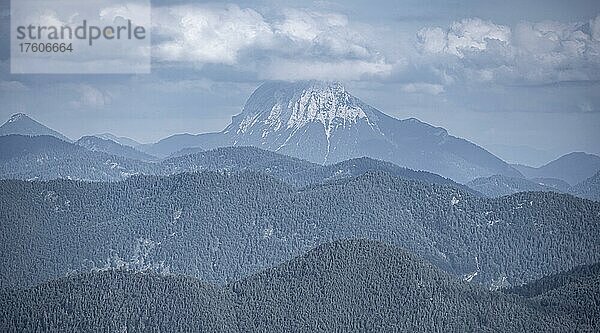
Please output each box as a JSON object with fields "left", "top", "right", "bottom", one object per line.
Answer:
{"left": 273, "top": 9, "right": 375, "bottom": 60}
{"left": 416, "top": 15, "right": 600, "bottom": 85}
{"left": 153, "top": 5, "right": 273, "bottom": 65}
{"left": 418, "top": 18, "right": 511, "bottom": 58}
{"left": 152, "top": 4, "right": 390, "bottom": 80}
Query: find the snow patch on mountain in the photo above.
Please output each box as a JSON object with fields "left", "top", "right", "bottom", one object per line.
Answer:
{"left": 7, "top": 113, "right": 26, "bottom": 123}
{"left": 233, "top": 81, "right": 378, "bottom": 139}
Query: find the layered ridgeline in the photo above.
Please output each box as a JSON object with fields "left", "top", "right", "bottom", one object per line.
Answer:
{"left": 0, "top": 135, "right": 475, "bottom": 194}
{"left": 467, "top": 151, "right": 600, "bottom": 199}
{"left": 2, "top": 240, "right": 594, "bottom": 332}
{"left": 0, "top": 135, "right": 157, "bottom": 181}
{"left": 76, "top": 135, "right": 158, "bottom": 162}
{"left": 94, "top": 133, "right": 142, "bottom": 148}
{"left": 466, "top": 175, "right": 560, "bottom": 197}
{"left": 467, "top": 171, "right": 600, "bottom": 201}
{"left": 514, "top": 152, "right": 600, "bottom": 186}
{"left": 505, "top": 262, "right": 600, "bottom": 330}
{"left": 161, "top": 146, "right": 477, "bottom": 193}
{"left": 1, "top": 171, "right": 598, "bottom": 289}
{"left": 570, "top": 171, "right": 600, "bottom": 201}
{"left": 146, "top": 81, "right": 520, "bottom": 182}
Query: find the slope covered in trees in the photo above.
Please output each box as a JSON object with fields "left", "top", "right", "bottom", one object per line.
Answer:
{"left": 1, "top": 171, "right": 598, "bottom": 290}
{"left": 0, "top": 113, "right": 70, "bottom": 142}
{"left": 504, "top": 263, "right": 600, "bottom": 331}
{"left": 76, "top": 135, "right": 158, "bottom": 162}
{"left": 466, "top": 174, "right": 560, "bottom": 197}
{"left": 0, "top": 136, "right": 476, "bottom": 194}
{"left": 0, "top": 135, "right": 157, "bottom": 181}
{"left": 569, "top": 171, "right": 600, "bottom": 202}
{"left": 0, "top": 270, "right": 237, "bottom": 332}
{"left": 162, "top": 147, "right": 476, "bottom": 193}
{"left": 1, "top": 240, "right": 585, "bottom": 332}
{"left": 514, "top": 152, "right": 600, "bottom": 185}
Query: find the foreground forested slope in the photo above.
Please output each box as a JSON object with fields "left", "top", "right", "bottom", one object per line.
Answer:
{"left": 4, "top": 240, "right": 593, "bottom": 332}
{"left": 1, "top": 171, "right": 598, "bottom": 289}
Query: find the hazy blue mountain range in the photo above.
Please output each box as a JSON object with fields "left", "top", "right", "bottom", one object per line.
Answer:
{"left": 0, "top": 113, "right": 71, "bottom": 142}
{"left": 0, "top": 135, "right": 156, "bottom": 181}
{"left": 0, "top": 135, "right": 475, "bottom": 194}
{"left": 0, "top": 83, "right": 598, "bottom": 331}
{"left": 485, "top": 143, "right": 558, "bottom": 168}
{"left": 94, "top": 133, "right": 142, "bottom": 148}
{"left": 2, "top": 240, "right": 596, "bottom": 332}
{"left": 531, "top": 177, "right": 573, "bottom": 192}
{"left": 76, "top": 135, "right": 158, "bottom": 162}
{"left": 466, "top": 175, "right": 562, "bottom": 197}
{"left": 3, "top": 131, "right": 597, "bottom": 202}
{"left": 145, "top": 81, "right": 522, "bottom": 182}
{"left": 467, "top": 172, "right": 600, "bottom": 201}
{"left": 161, "top": 146, "right": 477, "bottom": 193}
{"left": 570, "top": 171, "right": 600, "bottom": 202}
{"left": 2, "top": 171, "right": 598, "bottom": 289}
{"left": 514, "top": 152, "right": 600, "bottom": 185}
{"left": 166, "top": 146, "right": 205, "bottom": 159}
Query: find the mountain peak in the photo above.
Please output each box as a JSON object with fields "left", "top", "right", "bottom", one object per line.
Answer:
{"left": 231, "top": 80, "right": 377, "bottom": 139}
{"left": 0, "top": 113, "right": 71, "bottom": 142}
{"left": 153, "top": 81, "right": 520, "bottom": 181}
{"left": 7, "top": 113, "right": 29, "bottom": 123}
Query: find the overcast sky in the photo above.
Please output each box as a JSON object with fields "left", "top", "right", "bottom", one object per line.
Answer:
{"left": 1, "top": 0, "right": 599, "bottom": 165}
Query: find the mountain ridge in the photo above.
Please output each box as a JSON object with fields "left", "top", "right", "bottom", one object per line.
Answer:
{"left": 145, "top": 81, "right": 522, "bottom": 182}
{"left": 514, "top": 152, "right": 600, "bottom": 185}
{"left": 76, "top": 135, "right": 158, "bottom": 162}
{"left": 0, "top": 113, "right": 71, "bottom": 142}
{"left": 2, "top": 169, "right": 598, "bottom": 289}
{"left": 2, "top": 239, "right": 587, "bottom": 332}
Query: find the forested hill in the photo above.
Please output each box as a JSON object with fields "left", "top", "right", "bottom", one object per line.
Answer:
{"left": 1, "top": 240, "right": 586, "bottom": 332}
{"left": 503, "top": 262, "right": 600, "bottom": 331}
{"left": 1, "top": 171, "right": 598, "bottom": 290}
{"left": 162, "top": 146, "right": 477, "bottom": 193}
{"left": 0, "top": 135, "right": 157, "bottom": 181}
{"left": 231, "top": 240, "right": 566, "bottom": 332}
{"left": 0, "top": 135, "right": 475, "bottom": 194}
{"left": 0, "top": 270, "right": 237, "bottom": 332}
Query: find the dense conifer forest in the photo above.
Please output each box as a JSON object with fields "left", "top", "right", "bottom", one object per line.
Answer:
{"left": 1, "top": 170, "right": 598, "bottom": 290}
{"left": 3, "top": 240, "right": 597, "bottom": 332}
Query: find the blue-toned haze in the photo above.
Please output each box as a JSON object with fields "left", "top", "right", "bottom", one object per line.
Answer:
{"left": 0, "top": 0, "right": 599, "bottom": 166}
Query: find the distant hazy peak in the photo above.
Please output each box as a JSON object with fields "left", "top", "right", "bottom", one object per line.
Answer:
{"left": 232, "top": 80, "right": 378, "bottom": 137}
{"left": 95, "top": 133, "right": 142, "bottom": 148}
{"left": 7, "top": 113, "right": 28, "bottom": 123}
{"left": 0, "top": 113, "right": 71, "bottom": 142}
{"left": 560, "top": 152, "right": 599, "bottom": 159}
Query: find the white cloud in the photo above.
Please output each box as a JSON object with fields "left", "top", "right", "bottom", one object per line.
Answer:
{"left": 151, "top": 5, "right": 389, "bottom": 80}
{"left": 273, "top": 9, "right": 372, "bottom": 59}
{"left": 153, "top": 4, "right": 274, "bottom": 65}
{"left": 400, "top": 83, "right": 445, "bottom": 95}
{"left": 416, "top": 27, "right": 447, "bottom": 54}
{"left": 0, "top": 81, "right": 29, "bottom": 92}
{"left": 100, "top": 3, "right": 152, "bottom": 27}
{"left": 416, "top": 15, "right": 600, "bottom": 85}
{"left": 418, "top": 18, "right": 511, "bottom": 58}
{"left": 592, "top": 16, "right": 600, "bottom": 41}
{"left": 69, "top": 85, "right": 111, "bottom": 109}
{"left": 275, "top": 9, "right": 347, "bottom": 42}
